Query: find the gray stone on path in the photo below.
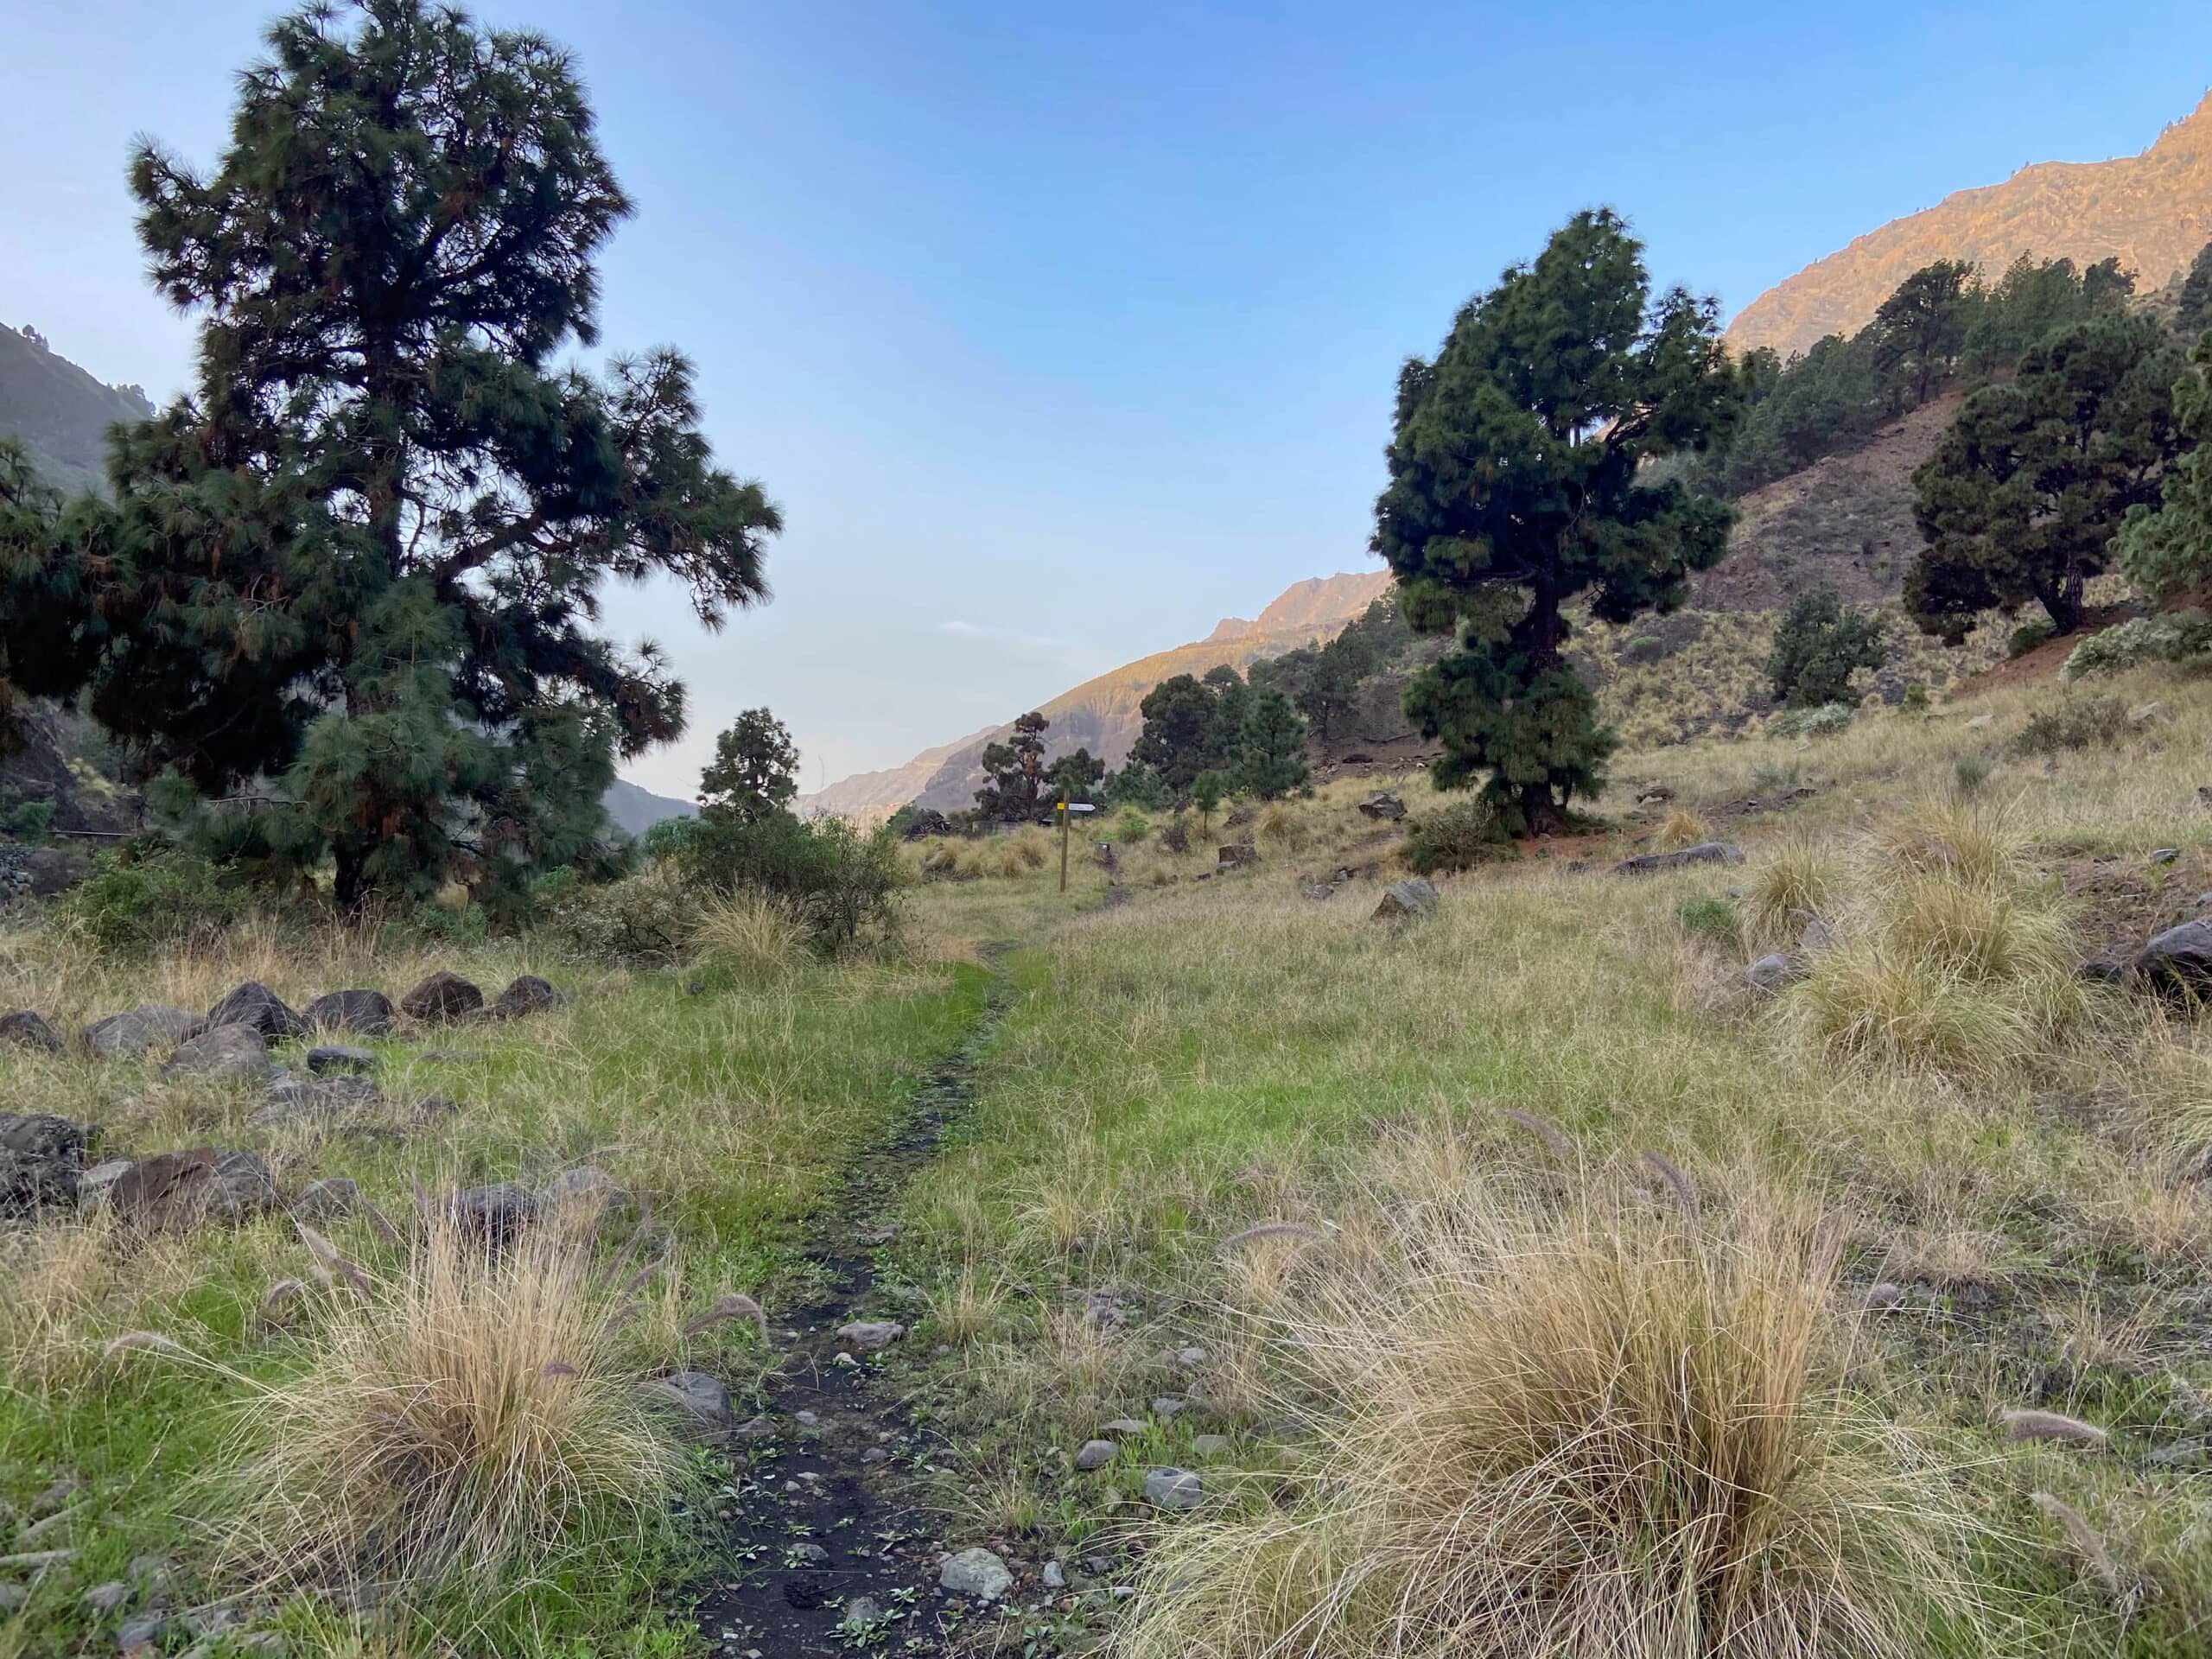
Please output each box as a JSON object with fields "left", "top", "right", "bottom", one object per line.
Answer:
{"left": 846, "top": 1595, "right": 884, "bottom": 1625}
{"left": 76, "top": 1157, "right": 132, "bottom": 1210}
{"left": 251, "top": 1074, "right": 385, "bottom": 1131}
{"left": 1074, "top": 1439, "right": 1116, "bottom": 1471}
{"left": 83, "top": 1004, "right": 197, "bottom": 1059}
{"left": 1143, "top": 1467, "right": 1204, "bottom": 1510}
{"left": 939, "top": 1546, "right": 1014, "bottom": 1600}
{"left": 835, "top": 1319, "right": 906, "bottom": 1350}
{"left": 1042, "top": 1560, "right": 1065, "bottom": 1589}
{"left": 638, "top": 1371, "right": 734, "bottom": 1435}
{"left": 162, "top": 1023, "right": 271, "bottom": 1083}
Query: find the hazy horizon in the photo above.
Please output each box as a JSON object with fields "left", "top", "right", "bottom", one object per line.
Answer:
{"left": 7, "top": 0, "right": 2212, "bottom": 798}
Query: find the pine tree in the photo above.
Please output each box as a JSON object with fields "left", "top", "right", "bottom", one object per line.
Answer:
{"left": 1869, "top": 260, "right": 1977, "bottom": 407}
{"left": 975, "top": 711, "right": 1049, "bottom": 820}
{"left": 1129, "top": 674, "right": 1219, "bottom": 790}
{"left": 1764, "top": 586, "right": 1888, "bottom": 708}
{"left": 1910, "top": 314, "right": 2186, "bottom": 640}
{"left": 699, "top": 709, "right": 800, "bottom": 824}
{"left": 2177, "top": 241, "right": 2212, "bottom": 340}
{"left": 2117, "top": 332, "right": 2212, "bottom": 597}
{"left": 1236, "top": 687, "right": 1309, "bottom": 800}
{"left": 4, "top": 0, "right": 779, "bottom": 910}
{"left": 1372, "top": 210, "right": 1739, "bottom": 832}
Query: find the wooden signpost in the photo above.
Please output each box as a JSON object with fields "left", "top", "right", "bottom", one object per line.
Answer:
{"left": 1056, "top": 791, "right": 1096, "bottom": 891}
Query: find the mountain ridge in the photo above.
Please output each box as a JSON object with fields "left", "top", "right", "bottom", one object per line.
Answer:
{"left": 1729, "top": 91, "right": 2212, "bottom": 358}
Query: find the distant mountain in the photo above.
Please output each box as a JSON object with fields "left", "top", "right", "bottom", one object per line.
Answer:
{"left": 800, "top": 570, "right": 1392, "bottom": 820}
{"left": 1730, "top": 92, "right": 2212, "bottom": 359}
{"left": 0, "top": 321, "right": 152, "bottom": 493}
{"left": 602, "top": 777, "right": 698, "bottom": 837}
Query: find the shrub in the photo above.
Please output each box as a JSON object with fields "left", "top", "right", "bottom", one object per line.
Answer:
{"left": 1403, "top": 799, "right": 1508, "bottom": 876}
{"left": 0, "top": 797, "right": 55, "bottom": 842}
{"left": 1898, "top": 681, "right": 1930, "bottom": 714}
{"left": 1746, "top": 832, "right": 1835, "bottom": 945}
{"left": 1656, "top": 806, "right": 1710, "bottom": 849}
{"left": 1675, "top": 892, "right": 1742, "bottom": 950}
{"left": 212, "top": 1220, "right": 677, "bottom": 1611}
{"left": 2059, "top": 609, "right": 2212, "bottom": 680}
{"left": 1112, "top": 809, "right": 1153, "bottom": 845}
{"left": 547, "top": 863, "right": 693, "bottom": 965}
{"left": 684, "top": 811, "right": 906, "bottom": 950}
{"left": 2012, "top": 693, "right": 2126, "bottom": 756}
{"left": 1767, "top": 702, "right": 1854, "bottom": 740}
{"left": 1954, "top": 753, "right": 1992, "bottom": 795}
{"left": 56, "top": 848, "right": 241, "bottom": 953}
{"left": 1121, "top": 1198, "right": 1990, "bottom": 1659}
{"left": 1764, "top": 585, "right": 1889, "bottom": 708}
{"left": 1159, "top": 814, "right": 1192, "bottom": 855}
{"left": 635, "top": 814, "right": 702, "bottom": 862}
{"left": 2007, "top": 616, "right": 2056, "bottom": 658}
{"left": 690, "top": 892, "right": 809, "bottom": 982}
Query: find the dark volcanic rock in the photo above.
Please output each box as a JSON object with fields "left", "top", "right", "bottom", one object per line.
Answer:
{"left": 447, "top": 1181, "right": 536, "bottom": 1244}
{"left": 204, "top": 982, "right": 308, "bottom": 1041}
{"left": 2134, "top": 922, "right": 2212, "bottom": 995}
{"left": 1217, "top": 843, "right": 1260, "bottom": 869}
{"left": 1613, "top": 842, "right": 1745, "bottom": 876}
{"left": 302, "top": 989, "right": 395, "bottom": 1037}
{"left": 162, "top": 1022, "right": 271, "bottom": 1083}
{"left": 0, "top": 1113, "right": 89, "bottom": 1212}
{"left": 1371, "top": 877, "right": 1438, "bottom": 923}
{"left": 110, "top": 1148, "right": 276, "bottom": 1230}
{"left": 0, "top": 1010, "right": 63, "bottom": 1052}
{"left": 401, "top": 972, "right": 484, "bottom": 1025}
{"left": 83, "top": 1005, "right": 197, "bottom": 1059}
{"left": 491, "top": 975, "right": 559, "bottom": 1020}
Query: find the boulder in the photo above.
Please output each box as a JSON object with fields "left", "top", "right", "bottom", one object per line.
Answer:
{"left": 2133, "top": 922, "right": 2212, "bottom": 995}
{"left": 447, "top": 1181, "right": 536, "bottom": 1244}
{"left": 835, "top": 1319, "right": 906, "bottom": 1351}
{"left": 302, "top": 989, "right": 395, "bottom": 1037}
{"left": 1746, "top": 953, "right": 1799, "bottom": 995}
{"left": 1798, "top": 916, "right": 1838, "bottom": 957}
{"left": 1371, "top": 877, "right": 1438, "bottom": 923}
{"left": 1613, "top": 842, "right": 1745, "bottom": 876}
{"left": 1074, "top": 1439, "right": 1117, "bottom": 1471}
{"left": 76, "top": 1157, "right": 134, "bottom": 1210}
{"left": 637, "top": 1370, "right": 734, "bottom": 1436}
{"left": 251, "top": 1074, "right": 385, "bottom": 1131}
{"left": 1143, "top": 1466, "right": 1204, "bottom": 1510}
{"left": 0, "top": 1112, "right": 89, "bottom": 1212}
{"left": 162, "top": 1023, "right": 272, "bottom": 1084}
{"left": 110, "top": 1148, "right": 275, "bottom": 1231}
{"left": 2131, "top": 701, "right": 2171, "bottom": 727}
{"left": 400, "top": 971, "right": 483, "bottom": 1025}
{"left": 306, "top": 1045, "right": 378, "bottom": 1076}
{"left": 938, "top": 1547, "right": 1014, "bottom": 1600}
{"left": 1217, "top": 843, "right": 1259, "bottom": 869}
{"left": 1191, "top": 1433, "right": 1233, "bottom": 1457}
{"left": 491, "top": 975, "right": 559, "bottom": 1020}
{"left": 0, "top": 1010, "right": 63, "bottom": 1053}
{"left": 289, "top": 1178, "right": 362, "bottom": 1222}
{"left": 204, "top": 982, "right": 307, "bottom": 1042}
{"left": 1355, "top": 791, "right": 1407, "bottom": 822}
{"left": 83, "top": 1005, "right": 198, "bottom": 1060}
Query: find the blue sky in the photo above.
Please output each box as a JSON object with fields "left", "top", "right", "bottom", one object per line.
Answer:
{"left": 5, "top": 2, "right": 2211, "bottom": 796}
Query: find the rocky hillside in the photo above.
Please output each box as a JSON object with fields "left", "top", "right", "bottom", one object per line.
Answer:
{"left": 1731, "top": 92, "right": 2212, "bottom": 357}
{"left": 801, "top": 571, "right": 1391, "bottom": 819}
{"left": 0, "top": 321, "right": 152, "bottom": 493}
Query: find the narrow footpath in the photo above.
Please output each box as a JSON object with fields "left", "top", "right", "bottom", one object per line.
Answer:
{"left": 687, "top": 968, "right": 1008, "bottom": 1657}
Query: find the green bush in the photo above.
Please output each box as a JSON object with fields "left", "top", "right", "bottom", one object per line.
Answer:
{"left": 1954, "top": 753, "right": 1993, "bottom": 795}
{"left": 683, "top": 810, "right": 906, "bottom": 950}
{"left": 1112, "top": 809, "right": 1154, "bottom": 845}
{"left": 1764, "top": 586, "right": 1888, "bottom": 708}
{"left": 1404, "top": 800, "right": 1510, "bottom": 876}
{"left": 1768, "top": 703, "right": 1854, "bottom": 740}
{"left": 56, "top": 849, "right": 240, "bottom": 953}
{"left": 636, "top": 814, "right": 702, "bottom": 861}
{"left": 2013, "top": 694, "right": 2126, "bottom": 757}
{"left": 2058, "top": 610, "right": 2212, "bottom": 681}
{"left": 1899, "top": 683, "right": 1930, "bottom": 714}
{"left": 2007, "top": 617, "right": 2056, "bottom": 658}
{"left": 1675, "top": 893, "right": 1743, "bottom": 950}
{"left": 0, "top": 798, "right": 56, "bottom": 843}
{"left": 546, "top": 863, "right": 694, "bottom": 965}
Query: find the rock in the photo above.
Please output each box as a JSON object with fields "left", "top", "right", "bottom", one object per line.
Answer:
{"left": 0, "top": 1112, "right": 89, "bottom": 1212}
{"left": 732, "top": 1414, "right": 778, "bottom": 1441}
{"left": 84, "top": 1580, "right": 131, "bottom": 1616}
{"left": 1098, "top": 1418, "right": 1148, "bottom": 1437}
{"left": 1217, "top": 843, "right": 1259, "bottom": 869}
{"left": 788, "top": 1541, "right": 829, "bottom": 1565}
{"left": 2078, "top": 955, "right": 2131, "bottom": 985}
{"left": 1371, "top": 877, "right": 1439, "bottom": 923}
{"left": 109, "top": 1148, "right": 274, "bottom": 1231}
{"left": 118, "top": 1612, "right": 169, "bottom": 1649}
{"left": 162, "top": 1023, "right": 271, "bottom": 1084}
{"left": 1151, "top": 1397, "right": 1187, "bottom": 1419}
{"left": 491, "top": 975, "right": 560, "bottom": 1019}
{"left": 2131, "top": 701, "right": 2170, "bottom": 727}
{"left": 2133, "top": 921, "right": 2212, "bottom": 995}
{"left": 83, "top": 1005, "right": 197, "bottom": 1059}
{"left": 1798, "top": 916, "right": 1837, "bottom": 957}
{"left": 1613, "top": 842, "right": 1744, "bottom": 876}
{"left": 1191, "top": 1433, "right": 1232, "bottom": 1457}
{"left": 1746, "top": 953, "right": 1799, "bottom": 995}
{"left": 846, "top": 1595, "right": 885, "bottom": 1624}
{"left": 2153, "top": 848, "right": 2183, "bottom": 866}
{"left": 76, "top": 1157, "right": 133, "bottom": 1210}
{"left": 637, "top": 1371, "right": 734, "bottom": 1435}
{"left": 1175, "top": 1345, "right": 1208, "bottom": 1369}
{"left": 0, "top": 1583, "right": 25, "bottom": 1613}
{"left": 251, "top": 1074, "right": 385, "bottom": 1131}
{"left": 289, "top": 1178, "right": 362, "bottom": 1221}
{"left": 1354, "top": 791, "right": 1407, "bottom": 822}
{"left": 399, "top": 971, "right": 483, "bottom": 1025}
{"left": 1142, "top": 1467, "right": 1204, "bottom": 1510}
{"left": 939, "top": 1547, "right": 1014, "bottom": 1600}
{"left": 15, "top": 843, "right": 92, "bottom": 899}
{"left": 0, "top": 1010, "right": 62, "bottom": 1053}
{"left": 306, "top": 1045, "right": 378, "bottom": 1076}
{"left": 302, "top": 989, "right": 395, "bottom": 1037}
{"left": 1859, "top": 1282, "right": 1904, "bottom": 1312}
{"left": 1964, "top": 713, "right": 1995, "bottom": 730}
{"left": 446, "top": 1182, "right": 536, "bottom": 1244}
{"left": 1041, "top": 1560, "right": 1065, "bottom": 1589}
{"left": 859, "top": 1446, "right": 889, "bottom": 1465}
{"left": 1074, "top": 1440, "right": 1117, "bottom": 1471}
{"left": 793, "top": 1409, "right": 821, "bottom": 1429}
{"left": 204, "top": 982, "right": 307, "bottom": 1041}
{"left": 835, "top": 1319, "right": 906, "bottom": 1350}
{"left": 538, "top": 1166, "right": 626, "bottom": 1227}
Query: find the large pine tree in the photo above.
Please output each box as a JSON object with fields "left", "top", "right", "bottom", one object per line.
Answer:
{"left": 1372, "top": 210, "right": 1739, "bottom": 832}
{"left": 3, "top": 0, "right": 779, "bottom": 909}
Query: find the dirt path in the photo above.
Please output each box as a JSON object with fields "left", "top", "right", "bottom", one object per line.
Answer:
{"left": 687, "top": 969, "right": 1007, "bottom": 1657}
